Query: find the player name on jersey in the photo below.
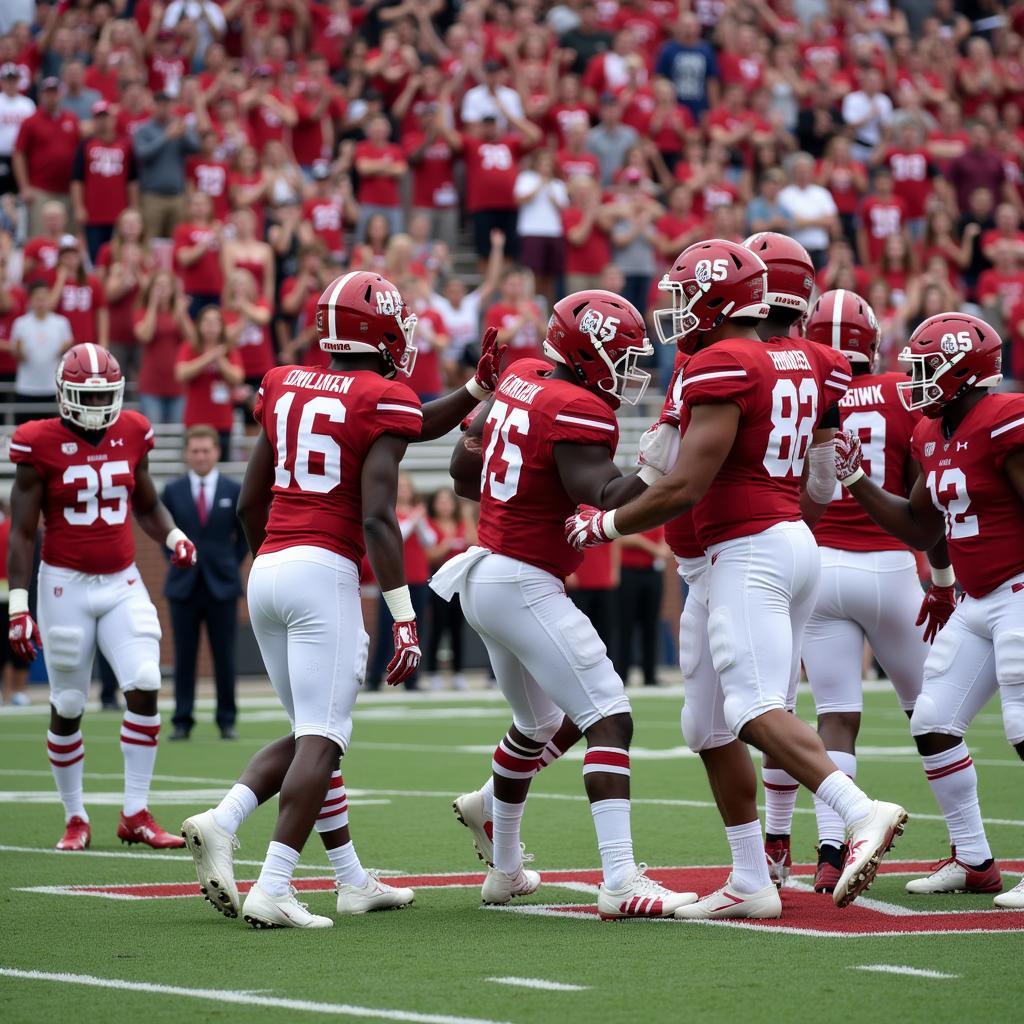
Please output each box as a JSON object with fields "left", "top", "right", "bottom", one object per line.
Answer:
{"left": 767, "top": 349, "right": 812, "bottom": 372}
{"left": 281, "top": 368, "right": 357, "bottom": 394}
{"left": 497, "top": 372, "right": 544, "bottom": 405}
{"left": 840, "top": 383, "right": 886, "bottom": 407}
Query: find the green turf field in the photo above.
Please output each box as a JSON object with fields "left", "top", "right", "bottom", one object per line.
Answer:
{"left": 0, "top": 684, "right": 1021, "bottom": 1024}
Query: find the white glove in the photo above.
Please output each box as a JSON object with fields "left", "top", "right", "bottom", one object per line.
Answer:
{"left": 636, "top": 422, "right": 680, "bottom": 485}
{"left": 804, "top": 440, "right": 839, "bottom": 504}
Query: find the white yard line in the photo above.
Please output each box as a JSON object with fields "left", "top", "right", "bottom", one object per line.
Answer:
{"left": 0, "top": 968, "right": 518, "bottom": 1024}
{"left": 486, "top": 977, "right": 589, "bottom": 992}
{"left": 850, "top": 965, "right": 959, "bottom": 980}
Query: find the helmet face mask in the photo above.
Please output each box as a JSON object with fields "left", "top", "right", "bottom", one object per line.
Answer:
{"left": 56, "top": 345, "right": 124, "bottom": 430}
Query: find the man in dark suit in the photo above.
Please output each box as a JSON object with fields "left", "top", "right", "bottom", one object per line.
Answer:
{"left": 162, "top": 426, "right": 248, "bottom": 740}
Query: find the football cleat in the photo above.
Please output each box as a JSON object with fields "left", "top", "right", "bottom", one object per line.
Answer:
{"left": 674, "top": 876, "right": 782, "bottom": 920}
{"left": 764, "top": 835, "right": 792, "bottom": 888}
{"left": 336, "top": 872, "right": 415, "bottom": 914}
{"left": 117, "top": 808, "right": 186, "bottom": 848}
{"left": 905, "top": 848, "right": 1002, "bottom": 894}
{"left": 181, "top": 810, "right": 241, "bottom": 918}
{"left": 814, "top": 844, "right": 846, "bottom": 894}
{"left": 993, "top": 877, "right": 1024, "bottom": 909}
{"left": 453, "top": 789, "right": 494, "bottom": 866}
{"left": 480, "top": 865, "right": 541, "bottom": 905}
{"left": 242, "top": 884, "right": 333, "bottom": 929}
{"left": 56, "top": 815, "right": 91, "bottom": 851}
{"left": 833, "top": 801, "right": 908, "bottom": 908}
{"left": 597, "top": 865, "right": 698, "bottom": 920}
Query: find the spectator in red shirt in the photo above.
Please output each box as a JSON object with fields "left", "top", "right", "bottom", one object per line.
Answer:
{"left": 483, "top": 268, "right": 545, "bottom": 365}
{"left": 817, "top": 135, "right": 868, "bottom": 246}
{"left": 134, "top": 269, "right": 190, "bottom": 425}
{"left": 857, "top": 167, "right": 907, "bottom": 266}
{"left": 981, "top": 202, "right": 1024, "bottom": 264}
{"left": 299, "top": 162, "right": 358, "bottom": 265}
{"left": 292, "top": 56, "right": 345, "bottom": 171}
{"left": 175, "top": 304, "right": 245, "bottom": 456}
{"left": 350, "top": 213, "right": 392, "bottom": 273}
{"left": 222, "top": 207, "right": 275, "bottom": 299}
{"left": 562, "top": 175, "right": 616, "bottom": 292}
{"left": 556, "top": 120, "right": 601, "bottom": 182}
{"left": 12, "top": 77, "right": 79, "bottom": 237}
{"left": 875, "top": 121, "right": 944, "bottom": 239}
{"left": 949, "top": 122, "right": 1011, "bottom": 214}
{"left": 241, "top": 65, "right": 298, "bottom": 154}
{"left": 404, "top": 100, "right": 462, "bottom": 253}
{"left": 44, "top": 235, "right": 108, "bottom": 348}
{"left": 0, "top": 257, "right": 27, "bottom": 385}
{"left": 22, "top": 200, "right": 67, "bottom": 281}
{"left": 222, "top": 268, "right": 275, "bottom": 400}
{"left": 277, "top": 244, "right": 333, "bottom": 366}
{"left": 653, "top": 183, "right": 704, "bottom": 262}
{"left": 174, "top": 191, "right": 225, "bottom": 319}
{"left": 354, "top": 113, "right": 407, "bottom": 235}
{"left": 228, "top": 144, "right": 269, "bottom": 234}
{"left": 639, "top": 77, "right": 693, "bottom": 172}
{"left": 404, "top": 276, "right": 449, "bottom": 402}
{"left": 186, "top": 130, "right": 231, "bottom": 221}
{"left": 978, "top": 240, "right": 1024, "bottom": 332}
{"left": 70, "top": 103, "right": 138, "bottom": 263}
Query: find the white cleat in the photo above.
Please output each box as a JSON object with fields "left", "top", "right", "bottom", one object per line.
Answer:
{"left": 674, "top": 876, "right": 782, "bottom": 920}
{"left": 453, "top": 790, "right": 494, "bottom": 866}
{"left": 481, "top": 865, "right": 541, "bottom": 905}
{"left": 834, "top": 801, "right": 908, "bottom": 908}
{"left": 181, "top": 810, "right": 240, "bottom": 919}
{"left": 597, "top": 864, "right": 698, "bottom": 920}
{"left": 336, "top": 871, "right": 415, "bottom": 914}
{"left": 904, "top": 851, "right": 1002, "bottom": 895}
{"left": 242, "top": 884, "right": 333, "bottom": 929}
{"left": 994, "top": 878, "right": 1024, "bottom": 909}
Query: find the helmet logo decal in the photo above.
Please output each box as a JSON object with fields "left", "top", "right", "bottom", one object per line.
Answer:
{"left": 579, "top": 309, "right": 620, "bottom": 346}
{"left": 694, "top": 257, "right": 729, "bottom": 286}
{"left": 940, "top": 330, "right": 971, "bottom": 355}
{"left": 375, "top": 290, "right": 404, "bottom": 316}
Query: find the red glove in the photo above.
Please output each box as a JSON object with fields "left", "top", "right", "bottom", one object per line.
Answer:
{"left": 386, "top": 620, "right": 422, "bottom": 686}
{"left": 469, "top": 327, "right": 507, "bottom": 398}
{"left": 833, "top": 430, "right": 864, "bottom": 485}
{"left": 8, "top": 608, "right": 41, "bottom": 662}
{"left": 565, "top": 504, "right": 620, "bottom": 551}
{"left": 916, "top": 584, "right": 958, "bottom": 644}
{"left": 171, "top": 537, "right": 197, "bottom": 568}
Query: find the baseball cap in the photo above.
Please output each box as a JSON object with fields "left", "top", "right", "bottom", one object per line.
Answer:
{"left": 92, "top": 100, "right": 110, "bottom": 116}
{"left": 41, "top": 77, "right": 60, "bottom": 91}
{"left": 0, "top": 63, "right": 18, "bottom": 79}
{"left": 58, "top": 234, "right": 79, "bottom": 252}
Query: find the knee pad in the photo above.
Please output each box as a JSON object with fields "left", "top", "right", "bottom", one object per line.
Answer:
{"left": 512, "top": 709, "right": 563, "bottom": 746}
{"left": 45, "top": 626, "right": 84, "bottom": 672}
{"left": 910, "top": 692, "right": 946, "bottom": 737}
{"left": 706, "top": 607, "right": 736, "bottom": 675}
{"left": 923, "top": 627, "right": 958, "bottom": 681}
{"left": 999, "top": 681, "right": 1024, "bottom": 746}
{"left": 678, "top": 612, "right": 702, "bottom": 679}
{"left": 51, "top": 688, "right": 87, "bottom": 719}
{"left": 681, "top": 700, "right": 730, "bottom": 752}
{"left": 994, "top": 630, "right": 1024, "bottom": 686}
{"left": 122, "top": 660, "right": 162, "bottom": 693}
{"left": 722, "top": 691, "right": 779, "bottom": 735}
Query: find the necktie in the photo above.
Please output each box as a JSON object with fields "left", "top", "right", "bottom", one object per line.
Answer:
{"left": 197, "top": 481, "right": 208, "bottom": 527}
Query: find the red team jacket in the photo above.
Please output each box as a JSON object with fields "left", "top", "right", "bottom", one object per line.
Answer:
{"left": 254, "top": 366, "right": 423, "bottom": 567}
{"left": 8, "top": 411, "right": 155, "bottom": 575}
{"left": 477, "top": 358, "right": 619, "bottom": 581}
{"left": 912, "top": 392, "right": 1024, "bottom": 599}
{"left": 813, "top": 371, "right": 921, "bottom": 553}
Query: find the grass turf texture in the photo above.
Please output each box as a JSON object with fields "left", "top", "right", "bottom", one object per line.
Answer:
{"left": 0, "top": 685, "right": 1021, "bottom": 1024}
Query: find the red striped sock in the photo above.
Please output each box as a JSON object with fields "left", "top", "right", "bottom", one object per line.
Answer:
{"left": 121, "top": 712, "right": 159, "bottom": 816}
{"left": 762, "top": 767, "right": 800, "bottom": 835}
{"left": 47, "top": 730, "right": 87, "bottom": 823}
{"left": 491, "top": 732, "right": 545, "bottom": 781}
{"left": 315, "top": 770, "right": 349, "bottom": 833}
{"left": 922, "top": 741, "right": 991, "bottom": 864}
{"left": 582, "top": 746, "right": 631, "bottom": 778}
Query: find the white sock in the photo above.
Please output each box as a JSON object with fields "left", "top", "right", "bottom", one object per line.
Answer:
{"left": 726, "top": 820, "right": 772, "bottom": 894}
{"left": 257, "top": 840, "right": 300, "bottom": 897}
{"left": 47, "top": 730, "right": 88, "bottom": 823}
{"left": 922, "top": 741, "right": 991, "bottom": 865}
{"left": 815, "top": 770, "right": 872, "bottom": 828}
{"left": 492, "top": 797, "right": 527, "bottom": 874}
{"left": 212, "top": 783, "right": 258, "bottom": 834}
{"left": 120, "top": 711, "right": 160, "bottom": 816}
{"left": 762, "top": 766, "right": 800, "bottom": 836}
{"left": 814, "top": 751, "right": 856, "bottom": 849}
{"left": 480, "top": 776, "right": 494, "bottom": 817}
{"left": 590, "top": 798, "right": 636, "bottom": 891}
{"left": 326, "top": 840, "right": 368, "bottom": 889}
{"left": 313, "top": 770, "right": 349, "bottom": 833}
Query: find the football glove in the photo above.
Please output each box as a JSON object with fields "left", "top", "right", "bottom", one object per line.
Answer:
{"left": 636, "top": 422, "right": 680, "bottom": 485}
{"left": 467, "top": 327, "right": 507, "bottom": 399}
{"left": 833, "top": 430, "right": 864, "bottom": 486}
{"left": 386, "top": 620, "right": 422, "bottom": 686}
{"left": 916, "top": 585, "right": 958, "bottom": 644}
{"left": 565, "top": 504, "right": 620, "bottom": 551}
{"left": 8, "top": 589, "right": 40, "bottom": 662}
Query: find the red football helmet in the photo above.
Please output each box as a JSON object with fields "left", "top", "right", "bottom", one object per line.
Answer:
{"left": 56, "top": 343, "right": 124, "bottom": 430}
{"left": 897, "top": 312, "right": 1003, "bottom": 417}
{"left": 317, "top": 271, "right": 417, "bottom": 378}
{"left": 654, "top": 239, "right": 769, "bottom": 348}
{"left": 805, "top": 289, "right": 880, "bottom": 368}
{"left": 742, "top": 232, "right": 815, "bottom": 316}
{"left": 544, "top": 289, "right": 653, "bottom": 406}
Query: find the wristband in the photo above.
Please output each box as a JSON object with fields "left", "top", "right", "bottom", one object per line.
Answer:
{"left": 840, "top": 467, "right": 864, "bottom": 487}
{"left": 601, "top": 510, "right": 621, "bottom": 540}
{"left": 166, "top": 527, "right": 189, "bottom": 551}
{"left": 637, "top": 465, "right": 663, "bottom": 486}
{"left": 8, "top": 588, "right": 29, "bottom": 616}
{"left": 931, "top": 565, "right": 955, "bottom": 587}
{"left": 383, "top": 585, "right": 416, "bottom": 622}
{"left": 465, "top": 378, "right": 489, "bottom": 401}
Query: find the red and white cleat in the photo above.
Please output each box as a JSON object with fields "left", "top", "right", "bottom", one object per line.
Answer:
{"left": 674, "top": 876, "right": 782, "bottom": 920}
{"left": 834, "top": 801, "right": 908, "bottom": 908}
{"left": 597, "top": 865, "right": 698, "bottom": 920}
{"left": 452, "top": 790, "right": 494, "bottom": 866}
{"left": 56, "top": 816, "right": 91, "bottom": 851}
{"left": 905, "top": 848, "right": 1003, "bottom": 894}
{"left": 118, "top": 809, "right": 186, "bottom": 849}
{"left": 764, "top": 835, "right": 792, "bottom": 888}
{"left": 814, "top": 845, "right": 846, "bottom": 894}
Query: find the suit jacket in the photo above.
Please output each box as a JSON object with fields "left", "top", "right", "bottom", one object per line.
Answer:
{"left": 162, "top": 474, "right": 248, "bottom": 602}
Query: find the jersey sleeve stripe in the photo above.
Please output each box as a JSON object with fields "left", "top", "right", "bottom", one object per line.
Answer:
{"left": 144, "top": 428, "right": 154, "bottom": 441}
{"left": 829, "top": 370, "right": 852, "bottom": 382}
{"left": 9, "top": 442, "right": 31, "bottom": 452}
{"left": 991, "top": 414, "right": 1024, "bottom": 438}
{"left": 553, "top": 413, "right": 616, "bottom": 432}
{"left": 825, "top": 380, "right": 848, "bottom": 391}
{"left": 376, "top": 402, "right": 423, "bottom": 417}
{"left": 680, "top": 369, "right": 747, "bottom": 388}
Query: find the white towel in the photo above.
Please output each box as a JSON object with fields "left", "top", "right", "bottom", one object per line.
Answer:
{"left": 429, "top": 546, "right": 491, "bottom": 601}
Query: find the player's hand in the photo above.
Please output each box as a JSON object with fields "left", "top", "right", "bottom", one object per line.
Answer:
{"left": 472, "top": 327, "right": 507, "bottom": 395}
{"left": 565, "top": 504, "right": 618, "bottom": 551}
{"left": 833, "top": 430, "right": 864, "bottom": 485}
{"left": 916, "top": 585, "right": 958, "bottom": 644}
{"left": 171, "top": 537, "right": 197, "bottom": 568}
{"left": 386, "top": 620, "right": 421, "bottom": 686}
{"left": 8, "top": 609, "right": 41, "bottom": 662}
{"left": 636, "top": 421, "right": 680, "bottom": 482}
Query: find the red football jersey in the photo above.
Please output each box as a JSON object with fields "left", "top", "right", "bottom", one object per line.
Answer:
{"left": 73, "top": 138, "right": 134, "bottom": 226}
{"left": 911, "top": 393, "right": 1024, "bottom": 598}
{"left": 253, "top": 366, "right": 423, "bottom": 566}
{"left": 813, "top": 372, "right": 921, "bottom": 552}
{"left": 682, "top": 337, "right": 851, "bottom": 549}
{"left": 8, "top": 411, "right": 155, "bottom": 574}
{"left": 659, "top": 350, "right": 702, "bottom": 560}
{"left": 477, "top": 359, "right": 619, "bottom": 580}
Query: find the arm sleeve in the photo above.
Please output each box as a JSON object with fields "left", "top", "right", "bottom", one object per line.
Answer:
{"left": 990, "top": 400, "right": 1024, "bottom": 469}
{"left": 680, "top": 350, "right": 756, "bottom": 414}
{"left": 548, "top": 395, "right": 618, "bottom": 451}
{"left": 367, "top": 381, "right": 423, "bottom": 444}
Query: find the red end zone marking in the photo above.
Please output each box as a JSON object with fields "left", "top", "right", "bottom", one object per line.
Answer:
{"left": 18, "top": 864, "right": 1024, "bottom": 936}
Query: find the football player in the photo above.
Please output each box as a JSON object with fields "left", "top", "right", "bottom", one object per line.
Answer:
{"left": 181, "top": 272, "right": 510, "bottom": 928}
{"left": 832, "top": 311, "right": 1022, "bottom": 908}
{"left": 7, "top": 344, "right": 197, "bottom": 851}
{"left": 567, "top": 239, "right": 909, "bottom": 910}
{"left": 434, "top": 289, "right": 697, "bottom": 919}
